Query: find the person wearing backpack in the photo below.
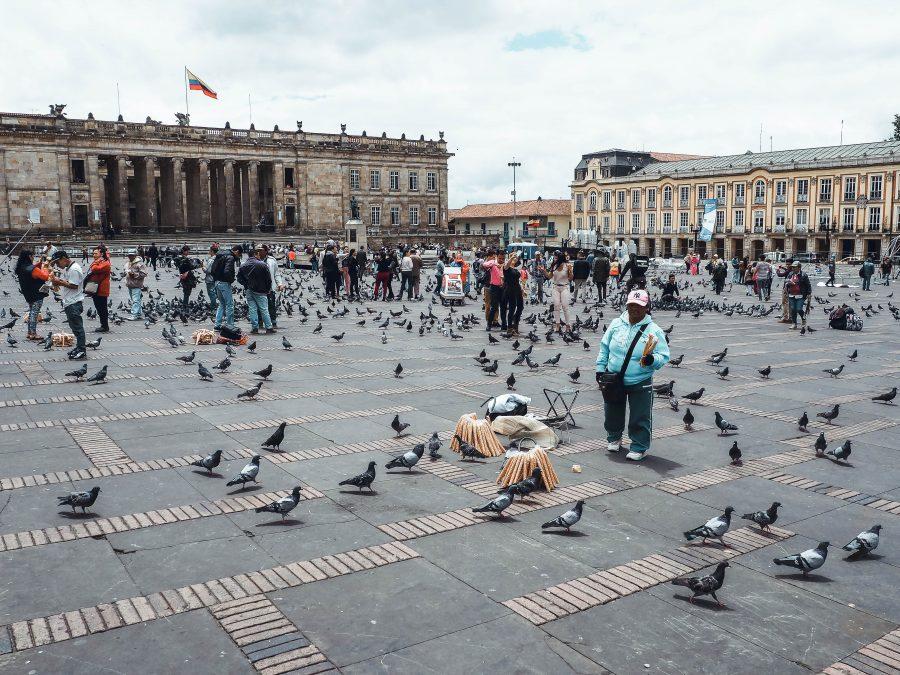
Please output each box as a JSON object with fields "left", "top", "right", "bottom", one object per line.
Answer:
{"left": 212, "top": 245, "right": 241, "bottom": 329}
{"left": 176, "top": 245, "right": 198, "bottom": 312}
{"left": 860, "top": 256, "right": 876, "bottom": 290}
{"left": 237, "top": 246, "right": 274, "bottom": 333}
{"left": 592, "top": 251, "right": 610, "bottom": 301}
{"left": 785, "top": 261, "right": 812, "bottom": 330}
{"left": 609, "top": 258, "right": 620, "bottom": 288}
{"left": 124, "top": 251, "right": 148, "bottom": 320}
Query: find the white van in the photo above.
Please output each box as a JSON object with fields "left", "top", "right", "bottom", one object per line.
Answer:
{"left": 763, "top": 251, "right": 787, "bottom": 263}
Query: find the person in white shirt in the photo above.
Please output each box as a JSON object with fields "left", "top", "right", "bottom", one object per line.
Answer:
{"left": 263, "top": 244, "right": 283, "bottom": 328}
{"left": 49, "top": 249, "right": 87, "bottom": 359}
{"left": 399, "top": 252, "right": 414, "bottom": 300}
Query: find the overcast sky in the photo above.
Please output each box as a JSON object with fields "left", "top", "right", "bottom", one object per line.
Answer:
{"left": 5, "top": 1, "right": 900, "bottom": 208}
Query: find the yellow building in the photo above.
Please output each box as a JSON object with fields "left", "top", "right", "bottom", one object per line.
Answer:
{"left": 570, "top": 142, "right": 900, "bottom": 260}
{"left": 449, "top": 197, "right": 572, "bottom": 247}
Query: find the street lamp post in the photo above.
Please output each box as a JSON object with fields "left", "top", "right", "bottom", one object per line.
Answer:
{"left": 508, "top": 158, "right": 521, "bottom": 248}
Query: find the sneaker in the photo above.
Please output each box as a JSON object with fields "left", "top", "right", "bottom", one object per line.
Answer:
{"left": 625, "top": 451, "right": 646, "bottom": 461}
{"left": 789, "top": 324, "right": 797, "bottom": 330}
{"left": 607, "top": 439, "right": 622, "bottom": 453}
{"left": 249, "top": 328, "right": 259, "bottom": 334}
{"left": 265, "top": 328, "right": 277, "bottom": 334}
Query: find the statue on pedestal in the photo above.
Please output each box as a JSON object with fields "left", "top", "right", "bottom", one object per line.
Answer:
{"left": 349, "top": 196, "right": 360, "bottom": 221}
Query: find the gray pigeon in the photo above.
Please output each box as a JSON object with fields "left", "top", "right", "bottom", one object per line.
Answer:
{"left": 672, "top": 561, "right": 729, "bottom": 606}
{"left": 385, "top": 443, "right": 424, "bottom": 472}
{"left": 226, "top": 455, "right": 261, "bottom": 488}
{"left": 190, "top": 449, "right": 223, "bottom": 474}
{"left": 822, "top": 364, "right": 844, "bottom": 378}
{"left": 237, "top": 381, "right": 263, "bottom": 400}
{"left": 427, "top": 432, "right": 442, "bottom": 460}
{"left": 842, "top": 525, "right": 881, "bottom": 557}
{"left": 741, "top": 502, "right": 780, "bottom": 531}
{"left": 506, "top": 467, "right": 543, "bottom": 497}
{"left": 57, "top": 486, "right": 101, "bottom": 513}
{"left": 773, "top": 541, "right": 829, "bottom": 576}
{"left": 825, "top": 439, "right": 851, "bottom": 463}
{"left": 254, "top": 486, "right": 302, "bottom": 520}
{"left": 65, "top": 363, "right": 88, "bottom": 380}
{"left": 197, "top": 362, "right": 214, "bottom": 381}
{"left": 85, "top": 365, "right": 108, "bottom": 384}
{"left": 684, "top": 507, "right": 735, "bottom": 547}
{"left": 338, "top": 461, "right": 377, "bottom": 491}
{"left": 816, "top": 404, "right": 839, "bottom": 424}
{"left": 541, "top": 500, "right": 584, "bottom": 532}
{"left": 714, "top": 411, "right": 738, "bottom": 436}
{"left": 472, "top": 488, "right": 514, "bottom": 518}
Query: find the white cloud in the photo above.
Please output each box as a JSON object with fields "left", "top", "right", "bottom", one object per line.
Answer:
{"left": 3, "top": 0, "right": 899, "bottom": 208}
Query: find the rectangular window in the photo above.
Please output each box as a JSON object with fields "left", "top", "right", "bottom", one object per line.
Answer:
{"left": 575, "top": 194, "right": 584, "bottom": 211}
{"left": 734, "top": 182, "right": 746, "bottom": 205}
{"left": 588, "top": 214, "right": 597, "bottom": 229}
{"left": 733, "top": 210, "right": 744, "bottom": 230}
{"left": 869, "top": 174, "right": 883, "bottom": 200}
{"left": 842, "top": 207, "right": 855, "bottom": 231}
{"left": 817, "top": 208, "right": 831, "bottom": 229}
{"left": 679, "top": 185, "right": 690, "bottom": 206}
{"left": 616, "top": 213, "right": 625, "bottom": 232}
{"left": 679, "top": 212, "right": 689, "bottom": 229}
{"left": 591, "top": 169, "right": 597, "bottom": 179}
{"left": 576, "top": 216, "right": 583, "bottom": 229}
{"left": 602, "top": 216, "right": 610, "bottom": 233}
{"left": 408, "top": 171, "right": 419, "bottom": 191}
{"left": 796, "top": 178, "right": 809, "bottom": 201}
{"left": 409, "top": 206, "right": 419, "bottom": 226}
{"left": 427, "top": 207, "right": 437, "bottom": 225}
{"left": 370, "top": 169, "right": 380, "bottom": 190}
{"left": 843, "top": 176, "right": 856, "bottom": 201}
{"left": 647, "top": 187, "right": 657, "bottom": 207}
{"left": 819, "top": 178, "right": 832, "bottom": 202}
{"left": 631, "top": 189, "right": 640, "bottom": 209}
{"left": 696, "top": 184, "right": 708, "bottom": 203}
{"left": 753, "top": 210, "right": 765, "bottom": 231}
{"left": 349, "top": 169, "right": 360, "bottom": 190}
{"left": 73, "top": 204, "right": 89, "bottom": 228}
{"left": 464, "top": 223, "right": 470, "bottom": 234}
{"left": 370, "top": 205, "right": 381, "bottom": 226}
{"left": 647, "top": 212, "right": 656, "bottom": 232}
{"left": 715, "top": 183, "right": 726, "bottom": 202}
{"left": 426, "top": 171, "right": 437, "bottom": 191}
{"left": 481, "top": 223, "right": 486, "bottom": 234}
{"left": 390, "top": 206, "right": 400, "bottom": 225}
{"left": 548, "top": 221, "right": 556, "bottom": 236}
{"left": 715, "top": 210, "right": 725, "bottom": 231}
{"left": 285, "top": 205, "right": 296, "bottom": 228}
{"left": 631, "top": 213, "right": 640, "bottom": 233}
{"left": 603, "top": 190, "right": 611, "bottom": 209}
{"left": 448, "top": 223, "right": 455, "bottom": 234}
{"left": 71, "top": 159, "right": 86, "bottom": 184}
{"left": 284, "top": 167, "right": 295, "bottom": 188}
{"left": 774, "top": 208, "right": 786, "bottom": 231}
{"left": 663, "top": 212, "right": 672, "bottom": 230}
{"left": 616, "top": 190, "right": 625, "bottom": 209}
{"left": 775, "top": 180, "right": 787, "bottom": 203}
{"left": 868, "top": 206, "right": 882, "bottom": 230}
{"left": 795, "top": 208, "right": 808, "bottom": 231}
{"left": 389, "top": 170, "right": 400, "bottom": 191}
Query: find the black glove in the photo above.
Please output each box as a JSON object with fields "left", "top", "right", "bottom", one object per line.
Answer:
{"left": 595, "top": 370, "right": 602, "bottom": 383}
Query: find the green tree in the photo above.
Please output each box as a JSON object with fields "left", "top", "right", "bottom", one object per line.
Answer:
{"left": 893, "top": 114, "right": 900, "bottom": 141}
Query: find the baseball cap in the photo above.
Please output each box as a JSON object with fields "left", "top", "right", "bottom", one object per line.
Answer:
{"left": 791, "top": 261, "right": 801, "bottom": 267}
{"left": 50, "top": 249, "right": 69, "bottom": 262}
{"left": 626, "top": 289, "right": 649, "bottom": 307}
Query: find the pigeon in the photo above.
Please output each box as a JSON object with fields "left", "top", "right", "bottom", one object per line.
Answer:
{"left": 472, "top": 488, "right": 514, "bottom": 518}
{"left": 176, "top": 351, "right": 196, "bottom": 364}
{"left": 822, "top": 364, "right": 844, "bottom": 378}
{"left": 454, "top": 434, "right": 487, "bottom": 460}
{"left": 237, "top": 381, "right": 263, "bottom": 400}
{"left": 312, "top": 322, "right": 323, "bottom": 334}
{"left": 394, "top": 362, "right": 403, "bottom": 378}
{"left": 488, "top": 333, "right": 499, "bottom": 344}
{"left": 506, "top": 372, "right": 516, "bottom": 390}
{"left": 728, "top": 441, "right": 742, "bottom": 465}
{"left": 427, "top": 432, "right": 442, "bottom": 459}
{"left": 261, "top": 422, "right": 287, "bottom": 451}
{"left": 798, "top": 412, "right": 809, "bottom": 432}
{"left": 253, "top": 364, "right": 273, "bottom": 380}
{"left": 541, "top": 500, "right": 584, "bottom": 533}
{"left": 568, "top": 366, "right": 581, "bottom": 382}
{"left": 842, "top": 525, "right": 881, "bottom": 557}
{"left": 65, "top": 363, "right": 88, "bottom": 381}
{"left": 85, "top": 337, "right": 102, "bottom": 350}
{"left": 683, "top": 388, "right": 705, "bottom": 403}
{"left": 653, "top": 380, "right": 675, "bottom": 397}
{"left": 741, "top": 502, "right": 780, "bottom": 531}
{"left": 668, "top": 397, "right": 679, "bottom": 412}
{"left": 683, "top": 507, "right": 735, "bottom": 547}
{"left": 385, "top": 443, "right": 424, "bottom": 471}
{"left": 671, "top": 561, "right": 730, "bottom": 606}
{"left": 715, "top": 366, "right": 729, "bottom": 379}
{"left": 57, "top": 486, "right": 101, "bottom": 513}
{"left": 482, "top": 359, "right": 498, "bottom": 376}
{"left": 669, "top": 354, "right": 684, "bottom": 367}
{"left": 190, "top": 449, "right": 223, "bottom": 474}
{"left": 816, "top": 404, "right": 839, "bottom": 424}
{"left": 247, "top": 341, "right": 257, "bottom": 353}
{"left": 255, "top": 486, "right": 303, "bottom": 520}
{"left": 213, "top": 357, "right": 231, "bottom": 371}
{"left": 331, "top": 332, "right": 345, "bottom": 342}
{"left": 543, "top": 353, "right": 561, "bottom": 366}
{"left": 85, "top": 365, "right": 108, "bottom": 384}
{"left": 505, "top": 467, "right": 543, "bottom": 497}
{"left": 825, "top": 439, "right": 852, "bottom": 463}
{"left": 683, "top": 407, "right": 695, "bottom": 431}
{"left": 6, "top": 334, "right": 17, "bottom": 348}
{"left": 339, "top": 461, "right": 377, "bottom": 491}
{"left": 848, "top": 349, "right": 857, "bottom": 361}
{"left": 226, "top": 455, "right": 261, "bottom": 488}
{"left": 758, "top": 365, "right": 771, "bottom": 378}
{"left": 282, "top": 336, "right": 293, "bottom": 350}
{"left": 198, "top": 363, "right": 214, "bottom": 381}
{"left": 773, "top": 541, "right": 829, "bottom": 576}
{"left": 390, "top": 414, "right": 410, "bottom": 436}
{"left": 872, "top": 387, "right": 897, "bottom": 404}
{"left": 708, "top": 348, "right": 727, "bottom": 363}
{"left": 714, "top": 411, "right": 738, "bottom": 436}
{"left": 814, "top": 432, "right": 827, "bottom": 456}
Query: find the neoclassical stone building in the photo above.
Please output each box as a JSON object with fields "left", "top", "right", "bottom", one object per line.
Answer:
{"left": 571, "top": 142, "right": 900, "bottom": 260}
{"left": 0, "top": 111, "right": 451, "bottom": 237}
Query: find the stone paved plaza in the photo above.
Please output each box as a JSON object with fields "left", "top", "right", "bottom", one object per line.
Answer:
{"left": 0, "top": 260, "right": 897, "bottom": 674}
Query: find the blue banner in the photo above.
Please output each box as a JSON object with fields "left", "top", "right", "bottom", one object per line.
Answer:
{"left": 698, "top": 198, "right": 716, "bottom": 242}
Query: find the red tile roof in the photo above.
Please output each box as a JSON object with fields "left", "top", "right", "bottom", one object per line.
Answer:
{"left": 449, "top": 198, "right": 571, "bottom": 220}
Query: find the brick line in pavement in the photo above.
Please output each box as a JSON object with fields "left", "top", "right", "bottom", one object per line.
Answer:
{"left": 781, "top": 419, "right": 898, "bottom": 447}
{"left": 758, "top": 470, "right": 900, "bottom": 516}
{"left": 0, "top": 541, "right": 420, "bottom": 653}
{"left": 210, "top": 595, "right": 337, "bottom": 674}
{"left": 216, "top": 404, "right": 414, "bottom": 432}
{"left": 65, "top": 424, "right": 132, "bottom": 467}
{"left": 502, "top": 525, "right": 794, "bottom": 625}
{"left": 0, "top": 487, "right": 324, "bottom": 554}
{"left": 821, "top": 627, "right": 900, "bottom": 674}
{"left": 0, "top": 387, "right": 159, "bottom": 408}
{"left": 323, "top": 365, "right": 462, "bottom": 380}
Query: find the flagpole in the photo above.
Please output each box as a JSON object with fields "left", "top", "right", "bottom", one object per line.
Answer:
{"left": 248, "top": 92, "right": 252, "bottom": 127}
{"left": 116, "top": 82, "right": 121, "bottom": 117}
{"left": 184, "top": 67, "right": 190, "bottom": 124}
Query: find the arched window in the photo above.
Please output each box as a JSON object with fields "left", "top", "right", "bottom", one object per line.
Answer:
{"left": 754, "top": 180, "right": 766, "bottom": 199}
{"left": 588, "top": 191, "right": 597, "bottom": 209}
{"left": 663, "top": 185, "right": 672, "bottom": 204}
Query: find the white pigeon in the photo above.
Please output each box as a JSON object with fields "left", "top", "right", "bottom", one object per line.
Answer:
{"left": 773, "top": 541, "right": 829, "bottom": 575}
{"left": 842, "top": 526, "right": 881, "bottom": 557}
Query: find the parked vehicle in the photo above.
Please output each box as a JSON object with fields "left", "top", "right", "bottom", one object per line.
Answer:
{"left": 792, "top": 252, "right": 819, "bottom": 263}
{"left": 839, "top": 256, "right": 863, "bottom": 265}
{"left": 763, "top": 251, "right": 787, "bottom": 263}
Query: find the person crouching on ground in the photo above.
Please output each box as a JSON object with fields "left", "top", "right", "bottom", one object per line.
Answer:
{"left": 596, "top": 289, "right": 670, "bottom": 461}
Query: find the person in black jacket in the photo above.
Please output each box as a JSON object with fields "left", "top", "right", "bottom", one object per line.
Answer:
{"left": 571, "top": 250, "right": 591, "bottom": 303}
{"left": 212, "top": 245, "right": 241, "bottom": 329}
{"left": 785, "top": 261, "right": 812, "bottom": 330}
{"left": 620, "top": 253, "right": 647, "bottom": 291}
{"left": 322, "top": 244, "right": 340, "bottom": 299}
{"left": 147, "top": 243, "right": 159, "bottom": 271}
{"left": 237, "top": 247, "right": 274, "bottom": 333}
{"left": 176, "top": 245, "right": 197, "bottom": 312}
{"left": 15, "top": 249, "right": 51, "bottom": 340}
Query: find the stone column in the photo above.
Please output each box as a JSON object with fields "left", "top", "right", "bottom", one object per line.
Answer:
{"left": 214, "top": 161, "right": 227, "bottom": 232}
{"left": 158, "top": 158, "right": 174, "bottom": 233}
{"left": 171, "top": 158, "right": 185, "bottom": 232}
{"left": 87, "top": 155, "right": 104, "bottom": 232}
{"left": 240, "top": 163, "right": 251, "bottom": 232}
{"left": 247, "top": 161, "right": 260, "bottom": 228}
{"left": 110, "top": 155, "right": 130, "bottom": 233}
{"left": 198, "top": 160, "right": 211, "bottom": 232}
{"left": 273, "top": 161, "right": 285, "bottom": 232}
{"left": 224, "top": 160, "right": 237, "bottom": 232}
{"left": 134, "top": 156, "right": 158, "bottom": 232}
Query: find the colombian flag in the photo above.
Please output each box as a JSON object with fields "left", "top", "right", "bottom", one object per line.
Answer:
{"left": 186, "top": 68, "right": 217, "bottom": 99}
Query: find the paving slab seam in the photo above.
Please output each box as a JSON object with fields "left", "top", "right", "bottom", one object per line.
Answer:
{"left": 756, "top": 471, "right": 900, "bottom": 516}
{"left": 216, "top": 404, "right": 415, "bottom": 432}
{"left": 821, "top": 627, "right": 900, "bottom": 674}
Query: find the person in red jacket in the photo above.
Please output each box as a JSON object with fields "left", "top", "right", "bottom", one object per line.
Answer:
{"left": 85, "top": 245, "right": 111, "bottom": 332}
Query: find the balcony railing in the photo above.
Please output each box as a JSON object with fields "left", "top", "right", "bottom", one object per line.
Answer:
{"left": 753, "top": 225, "right": 765, "bottom": 233}
{"left": 734, "top": 196, "right": 745, "bottom": 205}
{"left": 662, "top": 226, "right": 672, "bottom": 234}
{"left": 679, "top": 199, "right": 689, "bottom": 207}
{"left": 601, "top": 205, "right": 610, "bottom": 211}
{"left": 867, "top": 224, "right": 882, "bottom": 232}
{"left": 616, "top": 203, "right": 625, "bottom": 210}
{"left": 796, "top": 194, "right": 809, "bottom": 203}
{"left": 647, "top": 225, "right": 656, "bottom": 234}
{"left": 678, "top": 225, "right": 689, "bottom": 233}
{"left": 773, "top": 222, "right": 786, "bottom": 233}
{"left": 753, "top": 195, "right": 766, "bottom": 204}
{"left": 647, "top": 200, "right": 657, "bottom": 209}
{"left": 869, "top": 192, "right": 883, "bottom": 201}
{"left": 615, "top": 226, "right": 625, "bottom": 234}
{"left": 732, "top": 224, "right": 745, "bottom": 234}
{"left": 715, "top": 224, "right": 725, "bottom": 233}
{"left": 794, "top": 224, "right": 808, "bottom": 234}
{"left": 631, "top": 227, "right": 640, "bottom": 234}
{"left": 696, "top": 197, "right": 707, "bottom": 206}
{"left": 775, "top": 194, "right": 787, "bottom": 204}
{"left": 716, "top": 197, "right": 725, "bottom": 206}
{"left": 843, "top": 194, "right": 856, "bottom": 202}
{"left": 818, "top": 194, "right": 832, "bottom": 203}
{"left": 842, "top": 224, "right": 855, "bottom": 232}
{"left": 663, "top": 199, "right": 673, "bottom": 208}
